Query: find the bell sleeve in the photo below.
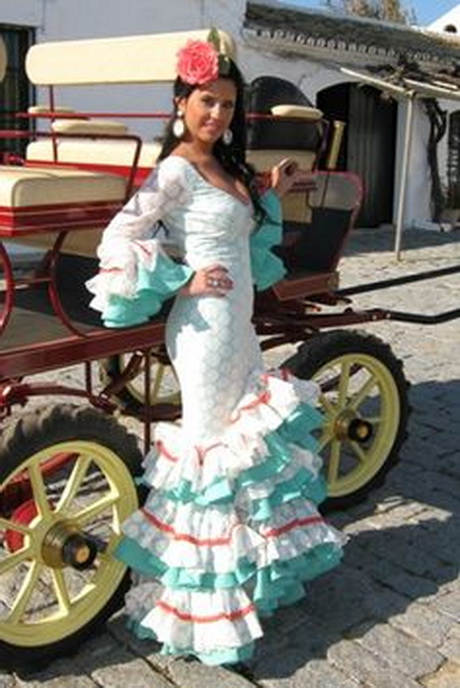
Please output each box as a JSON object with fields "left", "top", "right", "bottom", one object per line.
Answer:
{"left": 86, "top": 157, "right": 194, "bottom": 328}
{"left": 250, "top": 189, "right": 287, "bottom": 291}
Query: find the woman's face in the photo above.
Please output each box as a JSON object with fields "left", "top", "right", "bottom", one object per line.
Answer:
{"left": 179, "top": 78, "right": 237, "bottom": 147}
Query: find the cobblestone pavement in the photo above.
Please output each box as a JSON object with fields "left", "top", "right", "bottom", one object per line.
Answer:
{"left": 1, "top": 226, "right": 460, "bottom": 688}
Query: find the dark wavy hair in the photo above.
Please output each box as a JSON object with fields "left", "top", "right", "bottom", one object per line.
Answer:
{"left": 157, "top": 58, "right": 265, "bottom": 222}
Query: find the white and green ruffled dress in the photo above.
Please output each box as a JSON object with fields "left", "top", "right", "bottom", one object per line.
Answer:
{"left": 87, "top": 155, "right": 344, "bottom": 665}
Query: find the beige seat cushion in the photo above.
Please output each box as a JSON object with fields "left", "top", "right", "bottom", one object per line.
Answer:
{"left": 247, "top": 149, "right": 316, "bottom": 173}
{"left": 282, "top": 193, "right": 313, "bottom": 224}
{"left": 0, "top": 166, "right": 127, "bottom": 208}
{"left": 271, "top": 104, "right": 323, "bottom": 121}
{"left": 247, "top": 150, "right": 317, "bottom": 225}
{"left": 10, "top": 228, "right": 106, "bottom": 256}
{"left": 50, "top": 119, "right": 129, "bottom": 135}
{"left": 0, "top": 38, "right": 7, "bottom": 82}
{"left": 28, "top": 105, "right": 76, "bottom": 115}
{"left": 26, "top": 139, "right": 162, "bottom": 168}
{"left": 26, "top": 29, "right": 236, "bottom": 85}
{"left": 0, "top": 166, "right": 127, "bottom": 255}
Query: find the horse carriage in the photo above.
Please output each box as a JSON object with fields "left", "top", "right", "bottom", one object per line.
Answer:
{"left": 1, "top": 28, "right": 458, "bottom": 671}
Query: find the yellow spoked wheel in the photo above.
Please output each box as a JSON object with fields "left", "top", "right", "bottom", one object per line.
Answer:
{"left": 284, "top": 330, "right": 410, "bottom": 511}
{"left": 100, "top": 350, "right": 181, "bottom": 417}
{"left": 0, "top": 404, "right": 143, "bottom": 672}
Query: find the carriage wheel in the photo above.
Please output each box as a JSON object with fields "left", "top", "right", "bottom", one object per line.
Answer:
{"left": 100, "top": 351, "right": 181, "bottom": 416}
{"left": 0, "top": 404, "right": 143, "bottom": 672}
{"left": 284, "top": 330, "right": 410, "bottom": 511}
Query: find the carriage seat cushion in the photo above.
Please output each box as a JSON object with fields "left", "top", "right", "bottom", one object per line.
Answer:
{"left": 0, "top": 166, "right": 127, "bottom": 209}
{"left": 50, "top": 118, "right": 129, "bottom": 135}
{"left": 0, "top": 38, "right": 7, "bottom": 82}
{"left": 271, "top": 104, "right": 323, "bottom": 121}
{"left": 26, "top": 139, "right": 162, "bottom": 168}
{"left": 247, "top": 149, "right": 316, "bottom": 173}
{"left": 28, "top": 105, "right": 76, "bottom": 115}
{"left": 27, "top": 140, "right": 315, "bottom": 179}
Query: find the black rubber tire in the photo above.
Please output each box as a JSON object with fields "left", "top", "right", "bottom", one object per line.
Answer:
{"left": 283, "top": 330, "right": 410, "bottom": 512}
{"left": 0, "top": 404, "right": 143, "bottom": 673}
{"left": 100, "top": 352, "right": 181, "bottom": 417}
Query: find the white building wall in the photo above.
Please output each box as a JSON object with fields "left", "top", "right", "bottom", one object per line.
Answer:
{"left": 0, "top": 0, "right": 42, "bottom": 27}
{"left": 0, "top": 0, "right": 337, "bottom": 140}
{"left": 428, "top": 4, "right": 460, "bottom": 33}
{"left": 397, "top": 100, "right": 432, "bottom": 227}
{"left": 2, "top": 1, "right": 203, "bottom": 139}
{"left": 20, "top": 0, "right": 206, "bottom": 140}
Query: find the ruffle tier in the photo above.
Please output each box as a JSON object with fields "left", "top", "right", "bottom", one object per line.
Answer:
{"left": 115, "top": 368, "right": 345, "bottom": 664}
{"left": 249, "top": 188, "right": 287, "bottom": 291}
{"left": 86, "top": 236, "right": 193, "bottom": 328}
{"left": 85, "top": 187, "right": 285, "bottom": 330}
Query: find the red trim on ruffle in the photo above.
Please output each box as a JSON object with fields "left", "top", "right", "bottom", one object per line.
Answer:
{"left": 133, "top": 240, "right": 153, "bottom": 257}
{"left": 264, "top": 515, "right": 324, "bottom": 538}
{"left": 195, "top": 442, "right": 225, "bottom": 466}
{"left": 155, "top": 440, "right": 225, "bottom": 466}
{"left": 156, "top": 440, "right": 178, "bottom": 463}
{"left": 265, "top": 368, "right": 290, "bottom": 382}
{"left": 156, "top": 600, "right": 256, "bottom": 623}
{"left": 99, "top": 267, "right": 123, "bottom": 273}
{"left": 141, "top": 507, "right": 324, "bottom": 548}
{"left": 141, "top": 508, "right": 234, "bottom": 546}
{"left": 231, "top": 389, "right": 271, "bottom": 423}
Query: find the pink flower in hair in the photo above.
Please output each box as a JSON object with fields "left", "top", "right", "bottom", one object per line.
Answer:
{"left": 176, "top": 40, "right": 219, "bottom": 85}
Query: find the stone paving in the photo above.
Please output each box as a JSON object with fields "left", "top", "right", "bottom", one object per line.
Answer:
{"left": 1, "top": 225, "right": 460, "bottom": 687}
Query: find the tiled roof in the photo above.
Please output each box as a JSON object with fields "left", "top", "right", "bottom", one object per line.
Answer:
{"left": 244, "top": 2, "right": 460, "bottom": 70}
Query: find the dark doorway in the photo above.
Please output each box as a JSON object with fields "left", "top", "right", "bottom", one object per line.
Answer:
{"left": 0, "top": 25, "right": 34, "bottom": 160}
{"left": 447, "top": 110, "right": 460, "bottom": 208}
{"left": 317, "top": 82, "right": 398, "bottom": 227}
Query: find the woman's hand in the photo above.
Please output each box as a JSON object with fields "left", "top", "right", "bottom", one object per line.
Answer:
{"left": 180, "top": 264, "right": 233, "bottom": 297}
{"left": 270, "top": 157, "right": 301, "bottom": 198}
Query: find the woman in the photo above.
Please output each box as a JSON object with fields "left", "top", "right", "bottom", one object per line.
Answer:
{"left": 87, "top": 35, "right": 344, "bottom": 666}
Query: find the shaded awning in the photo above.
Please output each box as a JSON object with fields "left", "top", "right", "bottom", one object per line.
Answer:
{"left": 336, "top": 65, "right": 460, "bottom": 259}
{"left": 244, "top": 2, "right": 460, "bottom": 71}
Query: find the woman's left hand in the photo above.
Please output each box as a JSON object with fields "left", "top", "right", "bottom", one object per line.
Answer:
{"left": 270, "top": 158, "right": 300, "bottom": 198}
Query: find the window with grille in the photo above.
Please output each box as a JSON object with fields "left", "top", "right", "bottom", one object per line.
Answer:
{"left": 0, "top": 25, "right": 34, "bottom": 160}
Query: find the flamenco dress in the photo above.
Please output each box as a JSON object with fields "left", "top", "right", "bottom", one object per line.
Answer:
{"left": 87, "top": 155, "right": 345, "bottom": 665}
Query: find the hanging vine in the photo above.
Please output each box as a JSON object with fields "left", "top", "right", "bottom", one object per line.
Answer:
{"left": 370, "top": 57, "right": 450, "bottom": 222}
{"left": 422, "top": 98, "right": 447, "bottom": 222}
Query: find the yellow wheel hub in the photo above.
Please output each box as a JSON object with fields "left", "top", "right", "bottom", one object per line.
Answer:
{"left": 41, "top": 519, "right": 98, "bottom": 570}
{"left": 314, "top": 352, "right": 400, "bottom": 498}
{"left": 0, "top": 440, "right": 138, "bottom": 648}
{"left": 334, "top": 409, "right": 373, "bottom": 443}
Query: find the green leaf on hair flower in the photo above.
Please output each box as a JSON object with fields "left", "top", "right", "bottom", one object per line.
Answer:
{"left": 207, "top": 27, "right": 231, "bottom": 75}
{"left": 207, "top": 27, "right": 221, "bottom": 53}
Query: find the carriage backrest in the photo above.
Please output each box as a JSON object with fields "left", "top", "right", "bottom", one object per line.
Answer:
{"left": 25, "top": 29, "right": 236, "bottom": 85}
{"left": 246, "top": 76, "right": 323, "bottom": 152}
{"left": 0, "top": 37, "right": 7, "bottom": 82}
{"left": 245, "top": 75, "right": 326, "bottom": 224}
{"left": 24, "top": 32, "right": 322, "bottom": 196}
{"left": 278, "top": 171, "right": 363, "bottom": 274}
{"left": 23, "top": 29, "right": 236, "bottom": 187}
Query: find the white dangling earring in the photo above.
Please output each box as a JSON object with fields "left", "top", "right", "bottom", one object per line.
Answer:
{"left": 172, "top": 111, "right": 185, "bottom": 138}
{"left": 222, "top": 128, "right": 233, "bottom": 145}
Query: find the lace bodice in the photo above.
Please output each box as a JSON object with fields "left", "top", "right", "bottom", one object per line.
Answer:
{"left": 87, "top": 155, "right": 285, "bottom": 327}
